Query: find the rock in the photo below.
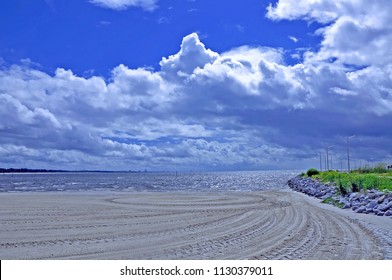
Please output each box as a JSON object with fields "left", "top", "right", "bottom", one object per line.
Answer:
{"left": 378, "top": 195, "right": 386, "bottom": 204}
{"left": 377, "top": 203, "right": 386, "bottom": 212}
{"left": 349, "top": 193, "right": 360, "bottom": 201}
{"left": 385, "top": 201, "right": 392, "bottom": 211}
{"left": 315, "top": 192, "right": 324, "bottom": 198}
{"left": 376, "top": 191, "right": 385, "bottom": 196}
{"left": 355, "top": 206, "right": 366, "bottom": 213}
{"left": 359, "top": 201, "right": 368, "bottom": 207}
{"left": 365, "top": 208, "right": 374, "bottom": 214}
{"left": 379, "top": 201, "right": 392, "bottom": 212}
{"left": 368, "top": 190, "right": 383, "bottom": 199}
{"left": 359, "top": 194, "right": 367, "bottom": 201}
{"left": 342, "top": 203, "right": 351, "bottom": 209}
{"left": 288, "top": 176, "right": 392, "bottom": 218}
{"left": 376, "top": 210, "right": 385, "bottom": 216}
{"left": 366, "top": 200, "right": 378, "bottom": 209}
{"left": 339, "top": 197, "right": 349, "bottom": 204}
{"left": 384, "top": 210, "right": 392, "bottom": 216}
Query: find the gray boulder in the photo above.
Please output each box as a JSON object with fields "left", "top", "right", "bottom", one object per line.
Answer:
{"left": 355, "top": 206, "right": 366, "bottom": 214}
{"left": 376, "top": 210, "right": 385, "bottom": 216}
{"left": 384, "top": 210, "right": 392, "bottom": 217}
{"left": 349, "top": 193, "right": 359, "bottom": 201}
{"left": 378, "top": 195, "right": 386, "bottom": 204}
{"left": 342, "top": 203, "right": 351, "bottom": 209}
{"left": 379, "top": 201, "right": 392, "bottom": 212}
{"left": 366, "top": 200, "right": 378, "bottom": 209}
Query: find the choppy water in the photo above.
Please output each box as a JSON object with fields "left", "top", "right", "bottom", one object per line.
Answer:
{"left": 0, "top": 170, "right": 298, "bottom": 193}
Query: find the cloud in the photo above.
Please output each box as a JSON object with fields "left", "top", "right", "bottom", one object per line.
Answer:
{"left": 267, "top": 0, "right": 392, "bottom": 67}
{"left": 97, "top": 20, "right": 111, "bottom": 27}
{"left": 160, "top": 33, "right": 219, "bottom": 77}
{"left": 157, "top": 17, "right": 169, "bottom": 24}
{"left": 289, "top": 36, "right": 298, "bottom": 43}
{"left": 89, "top": 0, "right": 158, "bottom": 11}
{"left": 0, "top": 94, "right": 61, "bottom": 129}
{"left": 236, "top": 24, "right": 245, "bottom": 33}
{"left": 1, "top": 1, "right": 392, "bottom": 170}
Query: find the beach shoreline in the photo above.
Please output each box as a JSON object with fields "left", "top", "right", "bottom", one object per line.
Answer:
{"left": 1, "top": 190, "right": 391, "bottom": 260}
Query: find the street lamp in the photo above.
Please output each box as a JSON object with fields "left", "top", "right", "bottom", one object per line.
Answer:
{"left": 347, "top": 135, "right": 356, "bottom": 173}
{"left": 326, "top": 145, "right": 334, "bottom": 171}
{"left": 319, "top": 152, "right": 322, "bottom": 171}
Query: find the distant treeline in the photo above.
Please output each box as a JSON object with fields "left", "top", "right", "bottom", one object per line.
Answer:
{"left": 0, "top": 168, "right": 147, "bottom": 173}
{"left": 0, "top": 168, "right": 67, "bottom": 173}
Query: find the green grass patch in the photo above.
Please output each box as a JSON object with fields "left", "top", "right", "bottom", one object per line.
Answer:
{"left": 314, "top": 171, "right": 392, "bottom": 192}
{"left": 321, "top": 197, "right": 344, "bottom": 208}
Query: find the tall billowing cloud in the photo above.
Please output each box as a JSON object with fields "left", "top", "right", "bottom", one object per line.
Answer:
{"left": 89, "top": 0, "right": 158, "bottom": 11}
{"left": 1, "top": 1, "right": 392, "bottom": 170}
{"left": 160, "top": 33, "right": 219, "bottom": 77}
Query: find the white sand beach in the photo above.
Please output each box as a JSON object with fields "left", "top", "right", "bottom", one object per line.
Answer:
{"left": 1, "top": 190, "right": 391, "bottom": 259}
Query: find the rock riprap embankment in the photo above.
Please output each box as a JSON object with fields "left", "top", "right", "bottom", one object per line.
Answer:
{"left": 288, "top": 176, "right": 392, "bottom": 217}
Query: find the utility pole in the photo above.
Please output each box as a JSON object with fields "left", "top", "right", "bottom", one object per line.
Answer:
{"left": 331, "top": 153, "right": 333, "bottom": 170}
{"left": 325, "top": 155, "right": 327, "bottom": 171}
{"left": 347, "top": 135, "right": 356, "bottom": 173}
{"left": 319, "top": 152, "right": 322, "bottom": 171}
{"left": 326, "top": 145, "right": 334, "bottom": 171}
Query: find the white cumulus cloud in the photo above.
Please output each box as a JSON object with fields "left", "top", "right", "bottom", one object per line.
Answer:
{"left": 268, "top": 0, "right": 392, "bottom": 66}
{"left": 160, "top": 33, "right": 219, "bottom": 77}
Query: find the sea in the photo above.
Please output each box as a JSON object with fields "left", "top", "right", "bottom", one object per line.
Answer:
{"left": 0, "top": 170, "right": 299, "bottom": 193}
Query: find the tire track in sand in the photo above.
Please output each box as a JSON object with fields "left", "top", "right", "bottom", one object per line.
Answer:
{"left": 0, "top": 191, "right": 386, "bottom": 259}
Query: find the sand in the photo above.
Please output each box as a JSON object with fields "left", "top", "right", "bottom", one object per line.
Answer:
{"left": 1, "top": 190, "right": 391, "bottom": 260}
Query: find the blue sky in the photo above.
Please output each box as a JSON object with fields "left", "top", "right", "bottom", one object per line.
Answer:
{"left": 0, "top": 0, "right": 391, "bottom": 171}
{"left": 1, "top": 0, "right": 321, "bottom": 75}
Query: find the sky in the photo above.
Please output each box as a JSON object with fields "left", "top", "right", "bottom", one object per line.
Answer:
{"left": 0, "top": 0, "right": 391, "bottom": 171}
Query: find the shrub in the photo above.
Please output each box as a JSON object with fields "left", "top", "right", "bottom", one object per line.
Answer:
{"left": 307, "top": 168, "right": 320, "bottom": 177}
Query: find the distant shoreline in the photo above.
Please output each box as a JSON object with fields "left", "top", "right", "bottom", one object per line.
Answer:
{"left": 0, "top": 168, "right": 149, "bottom": 174}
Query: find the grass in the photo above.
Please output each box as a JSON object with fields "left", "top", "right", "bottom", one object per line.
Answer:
{"left": 313, "top": 170, "right": 392, "bottom": 193}
{"left": 321, "top": 197, "right": 344, "bottom": 208}
{"left": 354, "top": 163, "right": 392, "bottom": 174}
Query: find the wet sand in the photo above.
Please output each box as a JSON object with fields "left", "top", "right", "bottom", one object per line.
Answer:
{"left": 1, "top": 190, "right": 391, "bottom": 259}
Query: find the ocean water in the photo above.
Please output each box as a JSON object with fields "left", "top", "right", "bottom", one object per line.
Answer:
{"left": 0, "top": 170, "right": 298, "bottom": 193}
